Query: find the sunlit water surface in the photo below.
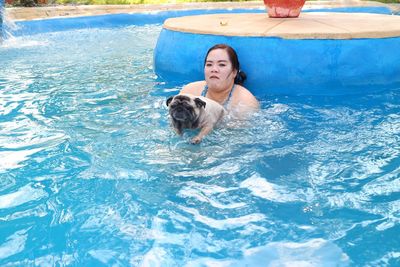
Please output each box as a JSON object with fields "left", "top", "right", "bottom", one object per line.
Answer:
{"left": 0, "top": 24, "right": 399, "bottom": 267}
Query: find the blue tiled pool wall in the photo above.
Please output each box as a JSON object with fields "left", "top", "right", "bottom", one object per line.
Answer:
{"left": 6, "top": 6, "right": 394, "bottom": 37}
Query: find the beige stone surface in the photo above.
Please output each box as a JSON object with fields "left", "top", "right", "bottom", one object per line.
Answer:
{"left": 4, "top": 1, "right": 396, "bottom": 21}
{"left": 7, "top": 2, "right": 264, "bottom": 21}
{"left": 163, "top": 12, "right": 400, "bottom": 39}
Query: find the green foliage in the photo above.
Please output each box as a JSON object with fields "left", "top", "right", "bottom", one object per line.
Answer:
{"left": 20, "top": 0, "right": 37, "bottom": 6}
{"left": 374, "top": 0, "right": 400, "bottom": 3}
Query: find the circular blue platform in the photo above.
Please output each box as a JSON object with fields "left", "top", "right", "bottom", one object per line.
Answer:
{"left": 154, "top": 12, "right": 400, "bottom": 96}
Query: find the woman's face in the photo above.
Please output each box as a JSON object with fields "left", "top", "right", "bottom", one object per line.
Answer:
{"left": 204, "top": 48, "right": 237, "bottom": 91}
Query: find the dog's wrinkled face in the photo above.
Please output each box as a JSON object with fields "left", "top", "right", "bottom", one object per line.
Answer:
{"left": 166, "top": 94, "right": 223, "bottom": 144}
{"left": 166, "top": 95, "right": 206, "bottom": 124}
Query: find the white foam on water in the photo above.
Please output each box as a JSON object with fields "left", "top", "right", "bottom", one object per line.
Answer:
{"left": 231, "top": 238, "right": 350, "bottom": 267}
{"left": 0, "top": 35, "right": 49, "bottom": 49}
{"left": 0, "top": 184, "right": 47, "bottom": 209}
{"left": 0, "top": 229, "right": 29, "bottom": 260}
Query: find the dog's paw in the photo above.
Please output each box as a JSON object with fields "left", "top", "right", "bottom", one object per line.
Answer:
{"left": 174, "top": 129, "right": 183, "bottom": 136}
{"left": 190, "top": 136, "right": 202, "bottom": 144}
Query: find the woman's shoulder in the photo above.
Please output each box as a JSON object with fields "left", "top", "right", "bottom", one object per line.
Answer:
{"left": 180, "top": 81, "right": 206, "bottom": 95}
{"left": 233, "top": 85, "right": 260, "bottom": 109}
{"left": 234, "top": 84, "right": 252, "bottom": 95}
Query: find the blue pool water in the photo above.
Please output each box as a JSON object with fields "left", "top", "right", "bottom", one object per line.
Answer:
{"left": 1, "top": 21, "right": 400, "bottom": 266}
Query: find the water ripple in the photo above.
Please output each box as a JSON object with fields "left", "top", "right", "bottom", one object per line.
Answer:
{"left": 240, "top": 174, "right": 306, "bottom": 203}
{"left": 232, "top": 238, "right": 349, "bottom": 267}
{"left": 0, "top": 148, "right": 41, "bottom": 173}
{"left": 178, "top": 182, "right": 246, "bottom": 209}
{"left": 0, "top": 184, "right": 47, "bottom": 210}
{"left": 178, "top": 205, "right": 265, "bottom": 230}
{"left": 0, "top": 229, "right": 29, "bottom": 261}
{"left": 174, "top": 162, "right": 242, "bottom": 177}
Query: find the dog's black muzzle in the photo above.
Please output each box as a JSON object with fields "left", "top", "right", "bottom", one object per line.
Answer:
{"left": 170, "top": 106, "right": 194, "bottom": 122}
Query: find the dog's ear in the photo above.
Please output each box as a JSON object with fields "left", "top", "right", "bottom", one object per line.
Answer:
{"left": 194, "top": 98, "right": 206, "bottom": 109}
{"left": 166, "top": 96, "right": 174, "bottom": 106}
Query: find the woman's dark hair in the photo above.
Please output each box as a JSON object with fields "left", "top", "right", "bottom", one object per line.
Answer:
{"left": 204, "top": 44, "right": 247, "bottom": 86}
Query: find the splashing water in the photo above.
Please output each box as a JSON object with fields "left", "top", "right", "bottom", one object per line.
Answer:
{"left": 0, "top": 0, "right": 21, "bottom": 44}
{"left": 0, "top": 0, "right": 4, "bottom": 42}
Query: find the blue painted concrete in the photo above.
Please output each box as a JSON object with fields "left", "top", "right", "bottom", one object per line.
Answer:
{"left": 154, "top": 29, "right": 400, "bottom": 95}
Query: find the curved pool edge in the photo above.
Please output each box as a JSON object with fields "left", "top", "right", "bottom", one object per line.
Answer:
{"left": 2, "top": 3, "right": 400, "bottom": 96}
{"left": 2, "top": 1, "right": 395, "bottom": 37}
{"left": 6, "top": 9, "right": 265, "bottom": 37}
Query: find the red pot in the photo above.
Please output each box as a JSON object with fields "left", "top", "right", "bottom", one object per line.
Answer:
{"left": 264, "top": 0, "right": 306, "bottom": 18}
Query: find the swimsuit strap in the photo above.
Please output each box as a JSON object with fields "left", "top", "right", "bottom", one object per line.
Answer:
{"left": 225, "top": 83, "right": 235, "bottom": 108}
{"left": 201, "top": 84, "right": 208, "bottom": 97}
{"left": 202, "top": 83, "right": 236, "bottom": 108}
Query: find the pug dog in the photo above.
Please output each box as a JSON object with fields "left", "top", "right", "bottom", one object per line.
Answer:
{"left": 166, "top": 94, "right": 225, "bottom": 144}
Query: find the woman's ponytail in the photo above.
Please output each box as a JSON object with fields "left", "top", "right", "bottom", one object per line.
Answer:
{"left": 234, "top": 70, "right": 247, "bottom": 85}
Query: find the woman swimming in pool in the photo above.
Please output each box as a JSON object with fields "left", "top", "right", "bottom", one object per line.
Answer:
{"left": 180, "top": 44, "right": 259, "bottom": 117}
